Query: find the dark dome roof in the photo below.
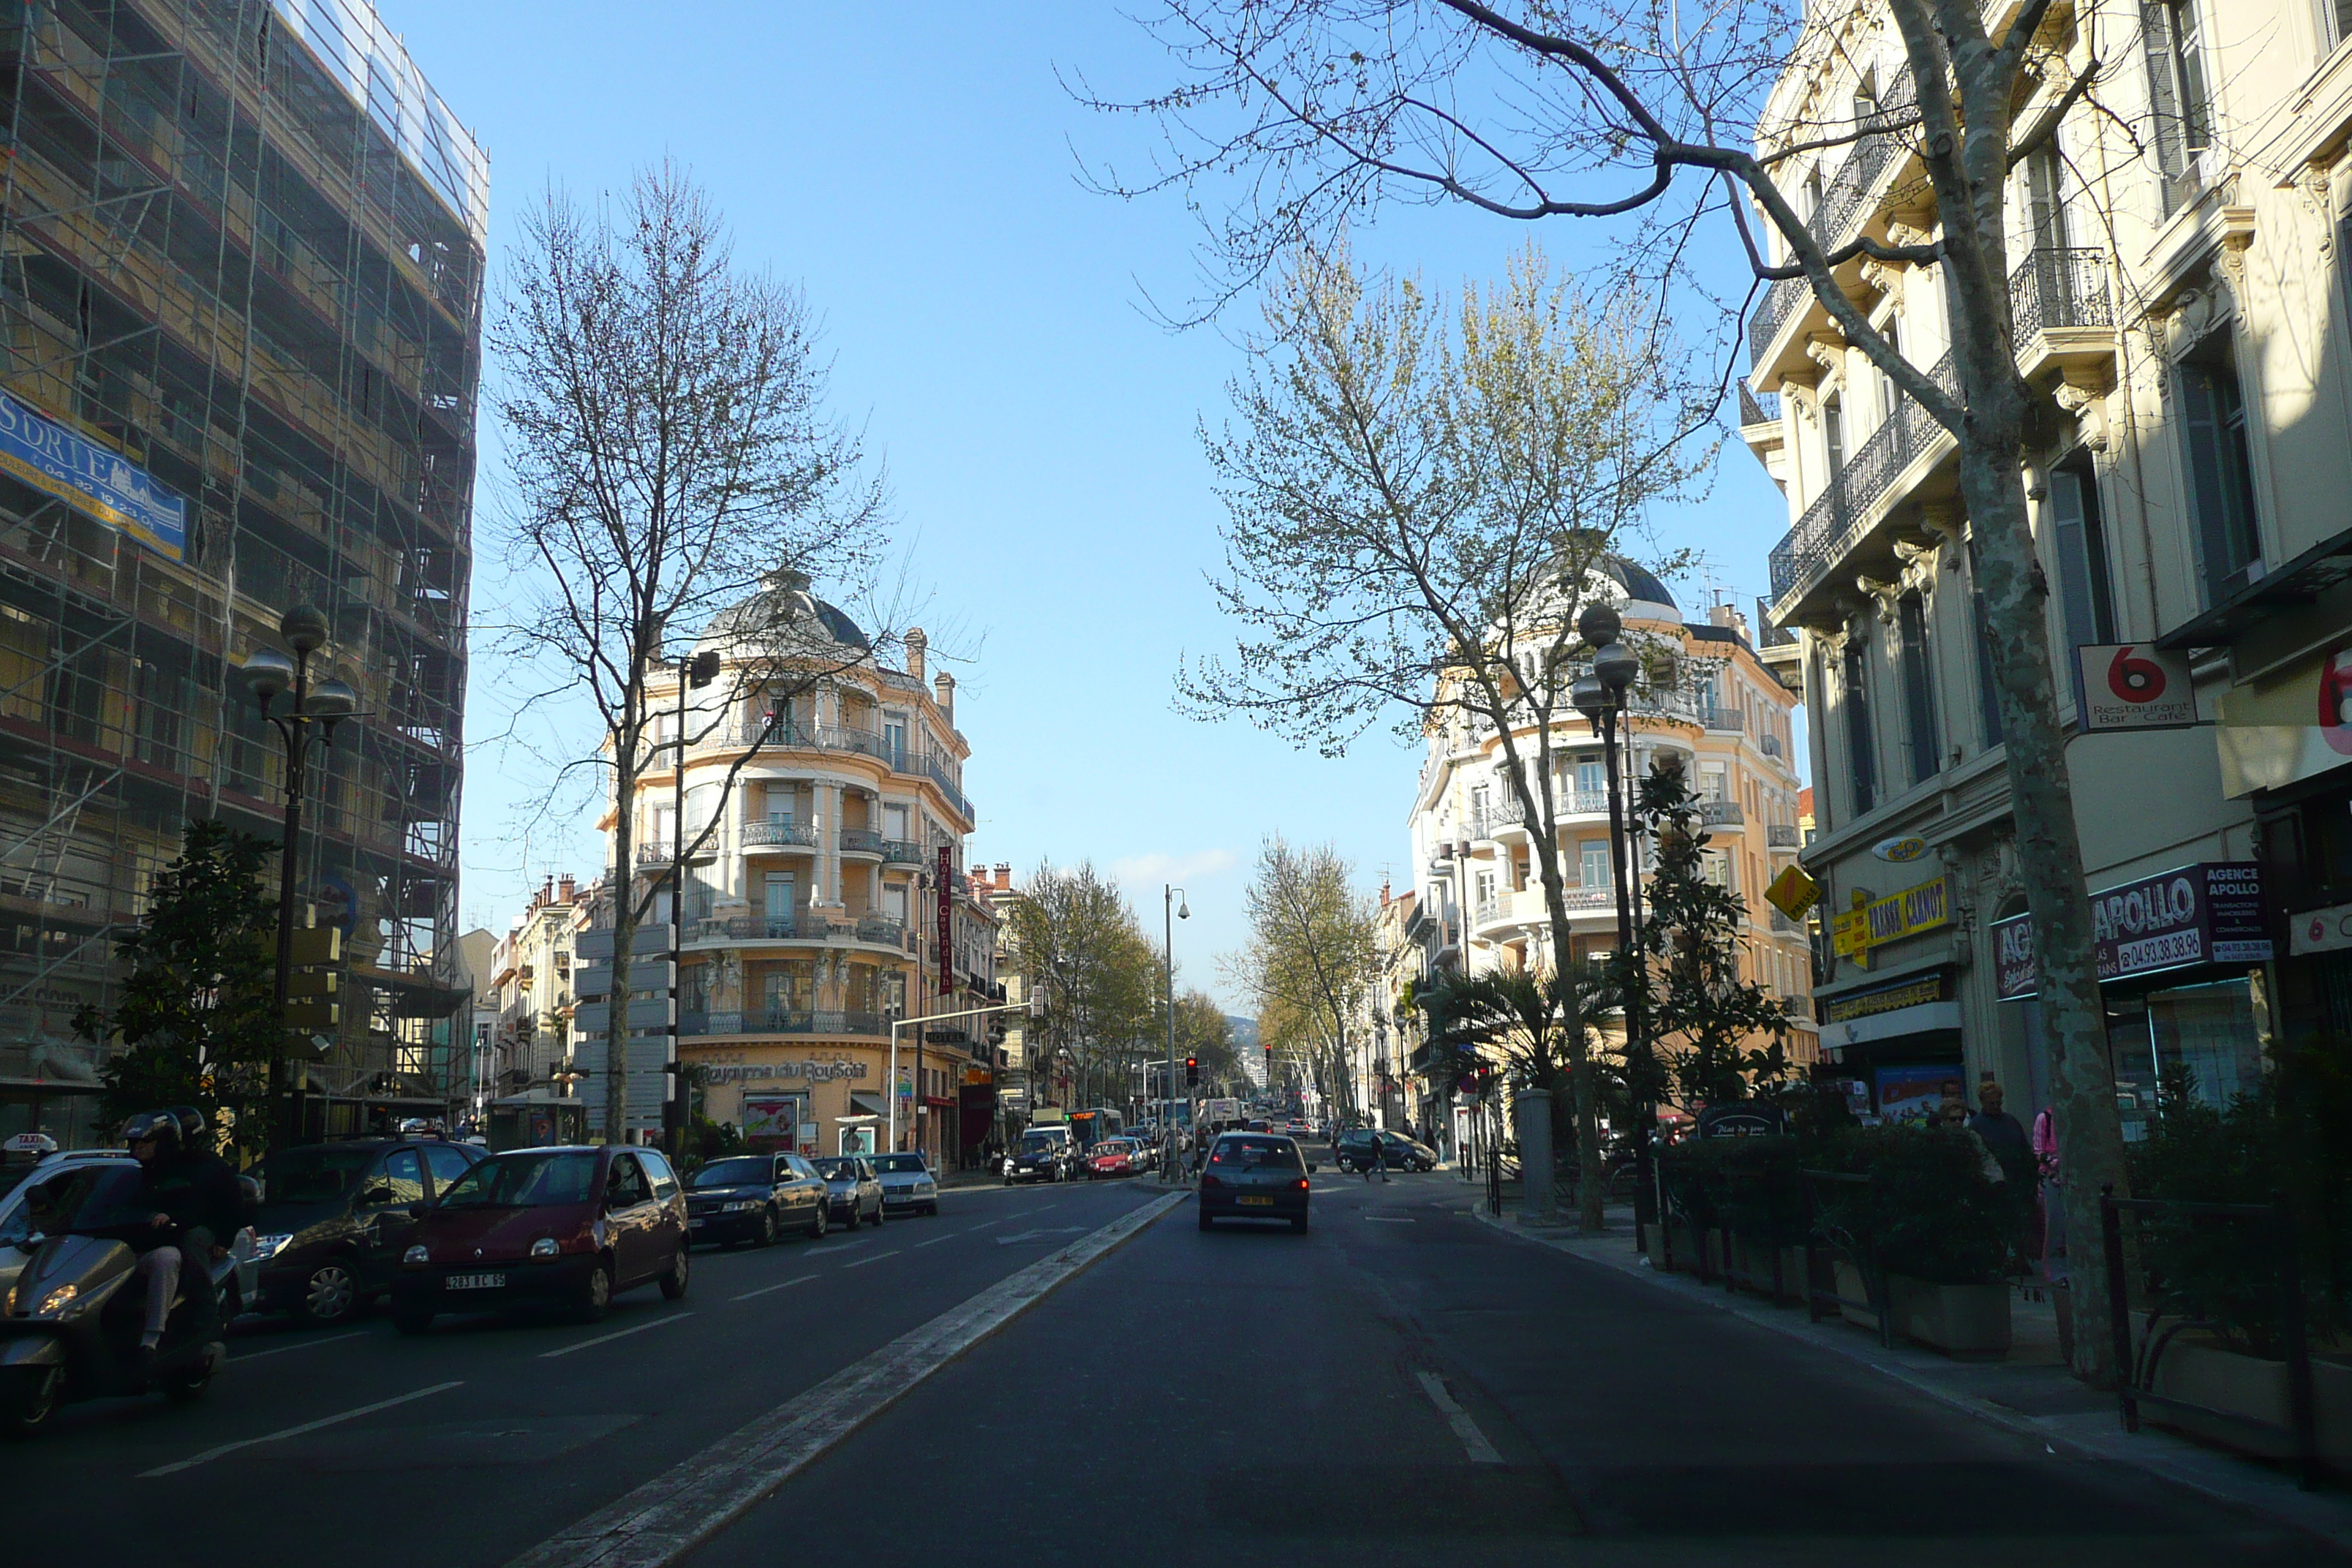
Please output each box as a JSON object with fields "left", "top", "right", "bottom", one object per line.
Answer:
{"left": 1602, "top": 557, "right": 1678, "bottom": 611}
{"left": 698, "top": 569, "right": 870, "bottom": 655}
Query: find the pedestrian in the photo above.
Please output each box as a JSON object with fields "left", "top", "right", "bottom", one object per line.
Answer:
{"left": 1363, "top": 1131, "right": 1388, "bottom": 1183}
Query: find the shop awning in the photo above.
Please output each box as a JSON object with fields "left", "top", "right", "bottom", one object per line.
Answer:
{"left": 847, "top": 1092, "right": 888, "bottom": 1117}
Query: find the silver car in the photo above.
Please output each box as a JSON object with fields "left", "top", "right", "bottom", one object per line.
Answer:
{"left": 868, "top": 1152, "right": 939, "bottom": 1216}
{"left": 810, "top": 1156, "right": 885, "bottom": 1229}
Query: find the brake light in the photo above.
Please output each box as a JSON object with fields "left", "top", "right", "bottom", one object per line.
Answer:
{"left": 1199, "top": 1172, "right": 1222, "bottom": 1190}
{"left": 1296, "top": 1178, "right": 1310, "bottom": 1191}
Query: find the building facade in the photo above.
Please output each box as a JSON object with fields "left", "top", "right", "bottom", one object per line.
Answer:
{"left": 588, "top": 583, "right": 987, "bottom": 1164}
{"left": 0, "top": 0, "right": 483, "bottom": 1145}
{"left": 1404, "top": 562, "right": 1814, "bottom": 1150}
{"left": 1752, "top": 1, "right": 2352, "bottom": 1133}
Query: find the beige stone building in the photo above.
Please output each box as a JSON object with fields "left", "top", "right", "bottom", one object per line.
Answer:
{"left": 1752, "top": 1, "right": 2352, "bottom": 1132}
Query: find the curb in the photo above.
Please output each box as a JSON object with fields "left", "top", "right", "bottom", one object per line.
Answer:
{"left": 1465, "top": 1202, "right": 2352, "bottom": 1548}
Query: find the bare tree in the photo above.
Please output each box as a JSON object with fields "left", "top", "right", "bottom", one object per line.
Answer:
{"left": 1005, "top": 862, "right": 1161, "bottom": 1112}
{"left": 491, "top": 165, "right": 887, "bottom": 1142}
{"left": 1188, "top": 246, "right": 1698, "bottom": 1228}
{"left": 1229, "top": 837, "right": 1378, "bottom": 1123}
{"left": 1103, "top": 0, "right": 2135, "bottom": 1379}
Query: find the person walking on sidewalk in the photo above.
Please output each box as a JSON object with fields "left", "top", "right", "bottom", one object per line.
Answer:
{"left": 1362, "top": 1132, "right": 1388, "bottom": 1183}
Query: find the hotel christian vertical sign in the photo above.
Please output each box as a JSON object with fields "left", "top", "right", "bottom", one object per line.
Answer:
{"left": 1993, "top": 862, "right": 2270, "bottom": 1000}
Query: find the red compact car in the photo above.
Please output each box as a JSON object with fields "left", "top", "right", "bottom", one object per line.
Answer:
{"left": 389, "top": 1145, "right": 690, "bottom": 1332}
{"left": 1085, "top": 1141, "right": 1137, "bottom": 1180}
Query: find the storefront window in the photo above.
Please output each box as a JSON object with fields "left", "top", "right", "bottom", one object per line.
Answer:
{"left": 2148, "top": 978, "right": 2264, "bottom": 1107}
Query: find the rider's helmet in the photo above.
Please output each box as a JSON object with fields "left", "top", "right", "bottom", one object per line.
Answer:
{"left": 122, "top": 1109, "right": 183, "bottom": 1156}
{"left": 167, "top": 1105, "right": 209, "bottom": 1153}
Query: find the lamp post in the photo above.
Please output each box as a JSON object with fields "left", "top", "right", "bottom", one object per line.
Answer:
{"left": 1571, "top": 603, "right": 1651, "bottom": 1248}
{"left": 1163, "top": 883, "right": 1188, "bottom": 1172}
{"left": 239, "top": 605, "right": 358, "bottom": 1154}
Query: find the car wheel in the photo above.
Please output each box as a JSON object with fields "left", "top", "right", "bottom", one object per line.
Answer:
{"left": 758, "top": 1208, "right": 778, "bottom": 1248}
{"left": 807, "top": 1202, "right": 829, "bottom": 1240}
{"left": 659, "top": 1245, "right": 690, "bottom": 1301}
{"left": 1, "top": 1364, "right": 63, "bottom": 1436}
{"left": 293, "top": 1260, "right": 359, "bottom": 1325}
{"left": 843, "top": 1202, "right": 861, "bottom": 1232}
{"left": 392, "top": 1305, "right": 434, "bottom": 1337}
{"left": 870, "top": 1197, "right": 884, "bottom": 1226}
{"left": 578, "top": 1259, "right": 613, "bottom": 1322}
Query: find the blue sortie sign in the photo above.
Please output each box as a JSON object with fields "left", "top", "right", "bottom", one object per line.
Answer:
{"left": 0, "top": 392, "right": 186, "bottom": 561}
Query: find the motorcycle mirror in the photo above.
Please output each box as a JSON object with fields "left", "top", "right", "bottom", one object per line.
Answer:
{"left": 16, "top": 1231, "right": 44, "bottom": 1251}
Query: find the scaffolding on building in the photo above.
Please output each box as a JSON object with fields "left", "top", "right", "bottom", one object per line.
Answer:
{"left": 0, "top": 0, "right": 483, "bottom": 1142}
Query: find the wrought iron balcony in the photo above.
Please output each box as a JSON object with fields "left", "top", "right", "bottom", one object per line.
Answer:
{"left": 679, "top": 1009, "right": 888, "bottom": 1039}
{"left": 1738, "top": 379, "right": 1780, "bottom": 428}
{"left": 1767, "top": 823, "right": 1802, "bottom": 849}
{"left": 1698, "top": 706, "right": 1745, "bottom": 734}
{"left": 839, "top": 828, "right": 886, "bottom": 855}
{"left": 1698, "top": 800, "right": 1745, "bottom": 828}
{"left": 742, "top": 818, "right": 816, "bottom": 848}
{"left": 880, "top": 838, "right": 926, "bottom": 865}
{"left": 2009, "top": 246, "right": 2112, "bottom": 344}
{"left": 1767, "top": 349, "right": 1959, "bottom": 605}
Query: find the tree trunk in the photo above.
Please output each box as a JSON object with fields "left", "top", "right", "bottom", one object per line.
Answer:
{"left": 606, "top": 745, "right": 636, "bottom": 1146}
{"left": 1528, "top": 829, "right": 1605, "bottom": 1232}
{"left": 1954, "top": 389, "right": 2127, "bottom": 1387}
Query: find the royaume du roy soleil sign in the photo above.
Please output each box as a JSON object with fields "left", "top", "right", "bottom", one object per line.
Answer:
{"left": 1991, "top": 862, "right": 2270, "bottom": 1001}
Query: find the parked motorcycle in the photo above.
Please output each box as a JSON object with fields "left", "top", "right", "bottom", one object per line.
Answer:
{"left": 0, "top": 1163, "right": 231, "bottom": 1436}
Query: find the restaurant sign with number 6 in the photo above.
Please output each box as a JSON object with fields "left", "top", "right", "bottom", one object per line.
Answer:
{"left": 2076, "top": 643, "right": 2196, "bottom": 731}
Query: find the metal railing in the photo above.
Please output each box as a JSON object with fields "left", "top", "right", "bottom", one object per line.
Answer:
{"left": 2010, "top": 246, "right": 2113, "bottom": 342}
{"left": 1699, "top": 800, "right": 1745, "bottom": 828}
{"left": 687, "top": 720, "right": 971, "bottom": 818}
{"left": 742, "top": 818, "right": 816, "bottom": 848}
{"left": 680, "top": 1009, "right": 889, "bottom": 1039}
{"left": 1738, "top": 378, "right": 1781, "bottom": 427}
{"left": 1767, "top": 823, "right": 1802, "bottom": 848}
{"left": 1747, "top": 69, "right": 1919, "bottom": 366}
{"left": 1698, "top": 706, "right": 1745, "bottom": 734}
{"left": 839, "top": 828, "right": 885, "bottom": 855}
{"left": 1757, "top": 595, "right": 1795, "bottom": 649}
{"left": 704, "top": 913, "right": 913, "bottom": 950}
{"left": 1772, "top": 908, "right": 1809, "bottom": 935}
{"left": 1768, "top": 349, "right": 1959, "bottom": 603}
{"left": 880, "top": 838, "right": 925, "bottom": 864}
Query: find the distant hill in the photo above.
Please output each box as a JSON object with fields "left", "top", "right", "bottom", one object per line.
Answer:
{"left": 1224, "top": 1014, "right": 1259, "bottom": 1051}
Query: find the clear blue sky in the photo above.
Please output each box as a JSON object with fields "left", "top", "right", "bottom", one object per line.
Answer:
{"left": 394, "top": 1, "right": 1790, "bottom": 1006}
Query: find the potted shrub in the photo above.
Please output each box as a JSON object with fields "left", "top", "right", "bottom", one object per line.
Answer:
{"left": 1819, "top": 1125, "right": 2014, "bottom": 1357}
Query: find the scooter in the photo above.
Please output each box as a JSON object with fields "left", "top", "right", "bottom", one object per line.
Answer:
{"left": 0, "top": 1226, "right": 232, "bottom": 1436}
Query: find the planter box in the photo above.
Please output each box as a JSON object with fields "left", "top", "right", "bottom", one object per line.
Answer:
{"left": 1731, "top": 1237, "right": 1805, "bottom": 1302}
{"left": 2146, "top": 1338, "right": 2352, "bottom": 1468}
{"left": 1886, "top": 1273, "right": 2013, "bottom": 1359}
{"left": 1831, "top": 1259, "right": 1881, "bottom": 1331}
{"left": 1659, "top": 1219, "right": 1697, "bottom": 1273}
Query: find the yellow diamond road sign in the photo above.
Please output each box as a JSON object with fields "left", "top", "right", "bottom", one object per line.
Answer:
{"left": 1765, "top": 864, "right": 1820, "bottom": 922}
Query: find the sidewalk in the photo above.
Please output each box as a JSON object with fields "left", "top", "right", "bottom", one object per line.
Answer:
{"left": 1469, "top": 1194, "right": 2352, "bottom": 1548}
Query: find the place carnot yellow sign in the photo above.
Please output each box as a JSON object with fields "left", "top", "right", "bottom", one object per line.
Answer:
{"left": 1831, "top": 877, "right": 1953, "bottom": 962}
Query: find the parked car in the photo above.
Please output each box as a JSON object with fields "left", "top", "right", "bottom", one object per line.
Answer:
{"left": 1003, "top": 1127, "right": 1072, "bottom": 1185}
{"left": 869, "top": 1152, "right": 940, "bottom": 1216}
{"left": 389, "top": 1145, "right": 689, "bottom": 1332}
{"left": 1084, "top": 1140, "right": 1137, "bottom": 1180}
{"left": 813, "top": 1156, "right": 886, "bottom": 1227}
{"left": 1335, "top": 1130, "right": 1438, "bottom": 1173}
{"left": 251, "top": 1137, "right": 486, "bottom": 1324}
{"left": 1197, "top": 1134, "right": 1314, "bottom": 1233}
{"left": 685, "top": 1151, "right": 830, "bottom": 1246}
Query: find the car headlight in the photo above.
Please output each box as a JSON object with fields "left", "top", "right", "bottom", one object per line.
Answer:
{"left": 530, "top": 1237, "right": 560, "bottom": 1259}
{"left": 37, "top": 1283, "right": 79, "bottom": 1317}
{"left": 722, "top": 1199, "right": 758, "bottom": 1212}
{"left": 402, "top": 1244, "right": 429, "bottom": 1266}
{"left": 253, "top": 1232, "right": 294, "bottom": 1261}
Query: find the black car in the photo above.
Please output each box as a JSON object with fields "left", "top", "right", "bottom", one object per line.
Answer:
{"left": 1197, "top": 1134, "right": 1315, "bottom": 1233}
{"left": 685, "top": 1152, "right": 832, "bottom": 1246}
{"left": 1001, "top": 1129, "right": 1071, "bottom": 1185}
{"left": 1335, "top": 1130, "right": 1438, "bottom": 1173}
{"left": 252, "top": 1137, "right": 486, "bottom": 1324}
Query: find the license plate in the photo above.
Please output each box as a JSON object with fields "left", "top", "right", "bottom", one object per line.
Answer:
{"left": 1237, "top": 1196, "right": 1275, "bottom": 1207}
{"left": 445, "top": 1272, "right": 505, "bottom": 1290}
{"left": 689, "top": 1218, "right": 706, "bottom": 1228}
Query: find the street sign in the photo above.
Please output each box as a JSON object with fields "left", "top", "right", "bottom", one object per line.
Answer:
{"left": 2076, "top": 642, "right": 2196, "bottom": 731}
{"left": 1765, "top": 864, "right": 1820, "bottom": 921}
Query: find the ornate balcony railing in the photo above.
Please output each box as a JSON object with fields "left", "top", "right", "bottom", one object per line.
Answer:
{"left": 1699, "top": 800, "right": 1746, "bottom": 828}
{"left": 1767, "top": 348, "right": 1959, "bottom": 604}
{"left": 1767, "top": 823, "right": 1802, "bottom": 849}
{"left": 742, "top": 818, "right": 816, "bottom": 848}
{"left": 1698, "top": 706, "right": 1745, "bottom": 734}
{"left": 680, "top": 1009, "right": 889, "bottom": 1039}
{"left": 1746, "top": 69, "right": 1919, "bottom": 367}
{"left": 879, "top": 838, "right": 926, "bottom": 865}
{"left": 2009, "top": 246, "right": 2111, "bottom": 342}
{"left": 1757, "top": 595, "right": 1795, "bottom": 649}
{"left": 1738, "top": 379, "right": 1780, "bottom": 427}
{"left": 839, "top": 829, "right": 885, "bottom": 855}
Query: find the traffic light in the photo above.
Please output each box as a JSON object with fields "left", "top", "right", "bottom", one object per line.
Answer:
{"left": 1186, "top": 1056, "right": 1199, "bottom": 1088}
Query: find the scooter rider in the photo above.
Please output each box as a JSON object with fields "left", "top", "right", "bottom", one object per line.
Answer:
{"left": 121, "top": 1110, "right": 234, "bottom": 1352}
{"left": 165, "top": 1104, "right": 247, "bottom": 1264}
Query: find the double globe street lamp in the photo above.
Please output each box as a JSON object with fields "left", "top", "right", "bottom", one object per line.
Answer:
{"left": 1569, "top": 603, "right": 1657, "bottom": 1249}
{"left": 240, "top": 605, "right": 359, "bottom": 1152}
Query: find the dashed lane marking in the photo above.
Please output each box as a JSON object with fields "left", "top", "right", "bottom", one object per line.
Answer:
{"left": 837, "top": 1249, "right": 902, "bottom": 1270}
{"left": 140, "top": 1380, "right": 464, "bottom": 1477}
{"left": 1416, "top": 1370, "right": 1504, "bottom": 1464}
{"left": 540, "top": 1313, "right": 695, "bottom": 1360}
{"left": 732, "top": 1273, "right": 820, "bottom": 1303}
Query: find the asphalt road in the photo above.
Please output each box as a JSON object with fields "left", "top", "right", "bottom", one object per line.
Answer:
{"left": 679, "top": 1161, "right": 2342, "bottom": 1568}
{"left": 7, "top": 1175, "right": 1161, "bottom": 1568}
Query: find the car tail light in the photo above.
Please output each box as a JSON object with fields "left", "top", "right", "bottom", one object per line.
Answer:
{"left": 1199, "top": 1172, "right": 1222, "bottom": 1190}
{"left": 1296, "top": 1178, "right": 1310, "bottom": 1191}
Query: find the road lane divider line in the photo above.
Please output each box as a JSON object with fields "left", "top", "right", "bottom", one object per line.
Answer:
{"left": 1415, "top": 1370, "right": 1504, "bottom": 1464}
{"left": 913, "top": 1232, "right": 957, "bottom": 1248}
{"left": 732, "top": 1273, "right": 820, "bottom": 1302}
{"left": 1365, "top": 1216, "right": 1416, "bottom": 1224}
{"left": 837, "top": 1249, "right": 901, "bottom": 1270}
{"left": 540, "top": 1312, "right": 696, "bottom": 1359}
{"left": 140, "top": 1380, "right": 464, "bottom": 1477}
{"left": 505, "top": 1191, "right": 1186, "bottom": 1568}
{"left": 964, "top": 1218, "right": 1003, "bottom": 1232}
{"left": 230, "top": 1328, "right": 369, "bottom": 1360}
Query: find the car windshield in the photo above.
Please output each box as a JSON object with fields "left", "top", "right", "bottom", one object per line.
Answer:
{"left": 814, "top": 1158, "right": 859, "bottom": 1181}
{"left": 1210, "top": 1137, "right": 1302, "bottom": 1170}
{"left": 438, "top": 1151, "right": 599, "bottom": 1207}
{"left": 260, "top": 1145, "right": 379, "bottom": 1203}
{"left": 691, "top": 1157, "right": 774, "bottom": 1189}
{"left": 1019, "top": 1134, "right": 1058, "bottom": 1153}
{"left": 12, "top": 1164, "right": 142, "bottom": 1236}
{"left": 870, "top": 1154, "right": 927, "bottom": 1174}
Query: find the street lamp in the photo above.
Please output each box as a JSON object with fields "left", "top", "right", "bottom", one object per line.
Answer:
{"left": 240, "top": 604, "right": 360, "bottom": 1153}
{"left": 1164, "top": 884, "right": 1188, "bottom": 1172}
{"left": 1571, "top": 603, "right": 1653, "bottom": 1248}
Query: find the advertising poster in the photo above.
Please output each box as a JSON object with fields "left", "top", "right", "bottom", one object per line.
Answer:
{"left": 1874, "top": 1064, "right": 1963, "bottom": 1124}
{"left": 742, "top": 1094, "right": 804, "bottom": 1149}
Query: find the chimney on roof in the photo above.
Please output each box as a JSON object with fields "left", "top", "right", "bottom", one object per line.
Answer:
{"left": 1710, "top": 601, "right": 1752, "bottom": 641}
{"left": 994, "top": 863, "right": 1011, "bottom": 891}
{"left": 904, "top": 626, "right": 927, "bottom": 683}
{"left": 933, "top": 670, "right": 955, "bottom": 720}
{"left": 558, "top": 875, "right": 576, "bottom": 903}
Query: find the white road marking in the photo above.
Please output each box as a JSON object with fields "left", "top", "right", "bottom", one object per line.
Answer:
{"left": 1364, "top": 1215, "right": 1416, "bottom": 1224}
{"left": 504, "top": 1192, "right": 1186, "bottom": 1568}
{"left": 837, "top": 1248, "right": 902, "bottom": 1270}
{"left": 230, "top": 1329, "right": 368, "bottom": 1360}
{"left": 540, "top": 1312, "right": 695, "bottom": 1359}
{"left": 964, "top": 1218, "right": 1003, "bottom": 1232}
{"left": 1416, "top": 1370, "right": 1504, "bottom": 1465}
{"left": 732, "top": 1273, "right": 819, "bottom": 1302}
{"left": 913, "top": 1232, "right": 958, "bottom": 1248}
{"left": 995, "top": 1226, "right": 1088, "bottom": 1246}
{"left": 140, "top": 1380, "right": 464, "bottom": 1477}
